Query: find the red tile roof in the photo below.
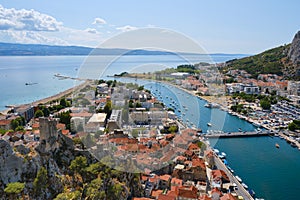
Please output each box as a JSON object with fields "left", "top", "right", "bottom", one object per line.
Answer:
{"left": 211, "top": 170, "right": 230, "bottom": 182}
{"left": 220, "top": 193, "right": 236, "bottom": 200}
{"left": 160, "top": 174, "right": 171, "bottom": 182}
{"left": 192, "top": 157, "right": 206, "bottom": 169}
{"left": 151, "top": 190, "right": 163, "bottom": 198}
{"left": 0, "top": 119, "right": 11, "bottom": 126}
{"left": 157, "top": 194, "right": 176, "bottom": 200}
{"left": 171, "top": 178, "right": 183, "bottom": 186}
{"left": 177, "top": 185, "right": 198, "bottom": 199}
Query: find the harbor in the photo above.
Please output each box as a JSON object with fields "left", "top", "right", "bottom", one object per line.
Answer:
{"left": 203, "top": 130, "right": 274, "bottom": 138}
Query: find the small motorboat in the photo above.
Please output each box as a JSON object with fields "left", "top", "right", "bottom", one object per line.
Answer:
{"left": 275, "top": 143, "right": 280, "bottom": 148}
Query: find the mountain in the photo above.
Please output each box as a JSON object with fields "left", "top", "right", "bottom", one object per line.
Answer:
{"left": 0, "top": 42, "right": 187, "bottom": 56}
{"left": 224, "top": 31, "right": 300, "bottom": 80}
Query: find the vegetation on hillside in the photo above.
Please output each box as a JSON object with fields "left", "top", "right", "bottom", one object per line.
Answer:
{"left": 224, "top": 44, "right": 291, "bottom": 78}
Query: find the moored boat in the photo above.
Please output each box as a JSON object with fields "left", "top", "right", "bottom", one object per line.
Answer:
{"left": 275, "top": 143, "right": 280, "bottom": 148}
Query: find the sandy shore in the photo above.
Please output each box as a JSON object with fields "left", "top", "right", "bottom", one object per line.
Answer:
{"left": 0, "top": 81, "right": 90, "bottom": 115}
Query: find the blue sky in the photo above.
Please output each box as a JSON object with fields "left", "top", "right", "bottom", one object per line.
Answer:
{"left": 0, "top": 0, "right": 299, "bottom": 53}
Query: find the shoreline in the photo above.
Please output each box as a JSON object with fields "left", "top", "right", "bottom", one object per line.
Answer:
{"left": 0, "top": 80, "right": 90, "bottom": 114}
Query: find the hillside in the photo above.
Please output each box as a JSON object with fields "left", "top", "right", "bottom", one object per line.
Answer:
{"left": 224, "top": 31, "right": 300, "bottom": 80}
{"left": 224, "top": 44, "right": 291, "bottom": 78}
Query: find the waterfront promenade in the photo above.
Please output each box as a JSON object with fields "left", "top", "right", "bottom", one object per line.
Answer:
{"left": 213, "top": 152, "right": 254, "bottom": 200}
{"left": 204, "top": 130, "right": 274, "bottom": 138}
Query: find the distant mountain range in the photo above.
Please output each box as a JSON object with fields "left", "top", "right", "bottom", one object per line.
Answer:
{"left": 0, "top": 42, "right": 245, "bottom": 57}
{"left": 0, "top": 42, "right": 198, "bottom": 56}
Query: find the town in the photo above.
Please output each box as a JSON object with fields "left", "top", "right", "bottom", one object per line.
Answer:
{"left": 0, "top": 60, "right": 300, "bottom": 199}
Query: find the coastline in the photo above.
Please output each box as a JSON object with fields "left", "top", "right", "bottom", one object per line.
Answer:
{"left": 0, "top": 80, "right": 90, "bottom": 114}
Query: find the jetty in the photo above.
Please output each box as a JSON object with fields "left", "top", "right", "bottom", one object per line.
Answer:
{"left": 203, "top": 130, "right": 273, "bottom": 138}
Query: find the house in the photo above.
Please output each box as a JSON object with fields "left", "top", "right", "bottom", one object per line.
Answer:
{"left": 173, "top": 157, "right": 207, "bottom": 182}
{"left": 220, "top": 193, "right": 236, "bottom": 200}
{"left": 107, "top": 110, "right": 122, "bottom": 132}
{"left": 211, "top": 170, "right": 230, "bottom": 189}
{"left": 188, "top": 143, "right": 201, "bottom": 156}
{"left": 0, "top": 119, "right": 11, "bottom": 130}
{"left": 159, "top": 174, "right": 171, "bottom": 189}
{"left": 177, "top": 185, "right": 198, "bottom": 200}
{"left": 204, "top": 150, "right": 215, "bottom": 168}
{"left": 199, "top": 194, "right": 212, "bottom": 200}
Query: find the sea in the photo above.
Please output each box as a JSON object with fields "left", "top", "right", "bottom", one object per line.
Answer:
{"left": 1, "top": 54, "right": 299, "bottom": 199}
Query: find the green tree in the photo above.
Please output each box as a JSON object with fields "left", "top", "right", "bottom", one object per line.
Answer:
{"left": 260, "top": 99, "right": 271, "bottom": 110}
{"left": 15, "top": 126, "right": 24, "bottom": 132}
{"left": 42, "top": 107, "right": 50, "bottom": 117}
{"left": 70, "top": 156, "right": 88, "bottom": 175}
{"left": 10, "top": 119, "right": 20, "bottom": 130}
{"left": 168, "top": 126, "right": 178, "bottom": 133}
{"left": 60, "top": 98, "right": 68, "bottom": 108}
{"left": 4, "top": 182, "right": 25, "bottom": 198}
{"left": 288, "top": 122, "right": 296, "bottom": 131}
{"left": 138, "top": 86, "right": 144, "bottom": 91}
{"left": 33, "top": 167, "right": 48, "bottom": 195}
{"left": 56, "top": 111, "right": 71, "bottom": 130}
{"left": 54, "top": 191, "right": 81, "bottom": 200}
{"left": 34, "top": 110, "right": 44, "bottom": 118}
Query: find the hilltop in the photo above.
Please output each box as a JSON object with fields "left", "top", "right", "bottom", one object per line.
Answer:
{"left": 224, "top": 31, "right": 300, "bottom": 80}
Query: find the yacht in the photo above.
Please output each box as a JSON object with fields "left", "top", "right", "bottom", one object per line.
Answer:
{"left": 235, "top": 176, "right": 242, "bottom": 182}
{"left": 207, "top": 123, "right": 212, "bottom": 126}
{"left": 242, "top": 183, "right": 248, "bottom": 189}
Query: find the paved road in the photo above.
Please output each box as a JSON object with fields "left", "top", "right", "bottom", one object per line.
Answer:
{"left": 213, "top": 153, "right": 254, "bottom": 200}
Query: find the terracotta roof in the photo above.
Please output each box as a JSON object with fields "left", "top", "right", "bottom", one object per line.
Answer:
{"left": 177, "top": 185, "right": 198, "bottom": 199}
{"left": 171, "top": 178, "right": 183, "bottom": 186}
{"left": 211, "top": 188, "right": 222, "bottom": 196}
{"left": 188, "top": 143, "right": 200, "bottom": 151}
{"left": 199, "top": 194, "right": 212, "bottom": 200}
{"left": 220, "top": 193, "right": 236, "bottom": 200}
{"left": 56, "top": 123, "right": 66, "bottom": 130}
{"left": 160, "top": 174, "right": 171, "bottom": 182}
{"left": 157, "top": 194, "right": 176, "bottom": 200}
{"left": 0, "top": 119, "right": 11, "bottom": 126}
{"left": 31, "top": 123, "right": 39, "bottom": 129}
{"left": 132, "top": 198, "right": 152, "bottom": 200}
{"left": 62, "top": 129, "right": 69, "bottom": 135}
{"left": 204, "top": 150, "right": 214, "bottom": 158}
{"left": 211, "top": 170, "right": 230, "bottom": 182}
{"left": 151, "top": 190, "right": 163, "bottom": 198}
{"left": 70, "top": 112, "right": 92, "bottom": 118}
{"left": 192, "top": 157, "right": 206, "bottom": 169}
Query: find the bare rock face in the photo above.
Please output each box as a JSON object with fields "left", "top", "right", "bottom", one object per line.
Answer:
{"left": 0, "top": 140, "right": 24, "bottom": 185}
{"left": 289, "top": 31, "right": 300, "bottom": 64}
{"left": 288, "top": 31, "right": 300, "bottom": 77}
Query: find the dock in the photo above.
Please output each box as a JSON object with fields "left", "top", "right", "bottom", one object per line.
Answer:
{"left": 203, "top": 131, "right": 274, "bottom": 138}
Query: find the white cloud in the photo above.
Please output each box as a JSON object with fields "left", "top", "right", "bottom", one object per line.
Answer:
{"left": 0, "top": 5, "right": 62, "bottom": 31}
{"left": 116, "top": 25, "right": 138, "bottom": 32}
{"left": 85, "top": 28, "right": 99, "bottom": 34}
{"left": 0, "top": 30, "right": 68, "bottom": 45}
{"left": 92, "top": 17, "right": 107, "bottom": 25}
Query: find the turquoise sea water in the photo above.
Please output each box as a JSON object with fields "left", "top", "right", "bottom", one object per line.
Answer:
{"left": 1, "top": 55, "right": 300, "bottom": 199}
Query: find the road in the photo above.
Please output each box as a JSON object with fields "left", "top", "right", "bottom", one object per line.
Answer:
{"left": 213, "top": 153, "right": 254, "bottom": 200}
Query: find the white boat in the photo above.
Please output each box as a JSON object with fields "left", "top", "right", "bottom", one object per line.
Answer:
{"left": 241, "top": 183, "right": 248, "bottom": 189}
{"left": 213, "top": 148, "right": 220, "bottom": 154}
{"left": 221, "top": 152, "right": 227, "bottom": 157}
{"left": 235, "top": 176, "right": 242, "bottom": 182}
{"left": 207, "top": 123, "right": 212, "bottom": 126}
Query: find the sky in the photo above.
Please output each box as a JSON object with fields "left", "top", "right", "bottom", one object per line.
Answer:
{"left": 0, "top": 0, "right": 300, "bottom": 54}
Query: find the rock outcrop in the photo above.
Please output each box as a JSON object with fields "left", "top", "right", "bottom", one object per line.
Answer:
{"left": 289, "top": 31, "right": 300, "bottom": 64}
{"left": 288, "top": 31, "right": 300, "bottom": 78}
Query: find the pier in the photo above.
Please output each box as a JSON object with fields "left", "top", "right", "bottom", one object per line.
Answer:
{"left": 203, "top": 130, "right": 274, "bottom": 138}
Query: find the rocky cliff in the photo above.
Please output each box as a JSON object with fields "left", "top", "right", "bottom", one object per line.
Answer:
{"left": 287, "top": 30, "right": 300, "bottom": 78}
